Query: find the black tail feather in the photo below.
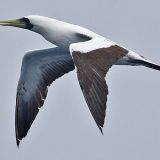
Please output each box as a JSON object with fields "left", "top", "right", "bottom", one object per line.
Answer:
{"left": 145, "top": 62, "right": 160, "bottom": 71}
{"left": 133, "top": 60, "right": 160, "bottom": 71}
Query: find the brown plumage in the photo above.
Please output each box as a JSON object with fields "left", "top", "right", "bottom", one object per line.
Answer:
{"left": 72, "top": 45, "right": 128, "bottom": 132}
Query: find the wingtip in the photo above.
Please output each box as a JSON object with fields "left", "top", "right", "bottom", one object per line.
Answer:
{"left": 16, "top": 138, "right": 20, "bottom": 148}
{"left": 98, "top": 126, "right": 103, "bottom": 135}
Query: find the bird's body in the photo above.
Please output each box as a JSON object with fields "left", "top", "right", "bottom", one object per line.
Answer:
{"left": 0, "top": 15, "right": 159, "bottom": 146}
{"left": 27, "top": 16, "right": 155, "bottom": 67}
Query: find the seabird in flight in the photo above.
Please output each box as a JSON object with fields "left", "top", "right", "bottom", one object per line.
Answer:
{"left": 0, "top": 15, "right": 159, "bottom": 146}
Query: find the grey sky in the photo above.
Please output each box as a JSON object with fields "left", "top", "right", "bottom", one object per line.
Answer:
{"left": 0, "top": 0, "right": 160, "bottom": 159}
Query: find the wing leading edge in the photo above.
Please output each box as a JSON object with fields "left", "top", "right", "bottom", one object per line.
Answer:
{"left": 16, "top": 47, "right": 75, "bottom": 146}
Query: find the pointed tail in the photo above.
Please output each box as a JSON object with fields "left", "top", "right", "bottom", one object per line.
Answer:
{"left": 134, "top": 59, "right": 160, "bottom": 71}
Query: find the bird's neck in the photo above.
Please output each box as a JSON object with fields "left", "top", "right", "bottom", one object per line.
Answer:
{"left": 32, "top": 18, "right": 96, "bottom": 49}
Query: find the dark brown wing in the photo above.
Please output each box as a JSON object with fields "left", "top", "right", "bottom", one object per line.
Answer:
{"left": 16, "top": 47, "right": 75, "bottom": 146}
{"left": 72, "top": 45, "right": 128, "bottom": 132}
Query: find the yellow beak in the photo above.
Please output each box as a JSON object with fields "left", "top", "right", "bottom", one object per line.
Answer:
{"left": 0, "top": 19, "right": 26, "bottom": 28}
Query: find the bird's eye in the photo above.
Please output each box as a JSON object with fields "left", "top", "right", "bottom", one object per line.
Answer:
{"left": 19, "top": 17, "right": 31, "bottom": 23}
{"left": 19, "top": 17, "right": 33, "bottom": 30}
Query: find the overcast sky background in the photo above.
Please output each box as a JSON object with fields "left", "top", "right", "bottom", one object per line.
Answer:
{"left": 0, "top": 0, "right": 160, "bottom": 159}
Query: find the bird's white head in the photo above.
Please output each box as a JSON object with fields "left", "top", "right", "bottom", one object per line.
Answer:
{"left": 25, "top": 15, "right": 60, "bottom": 34}
{"left": 0, "top": 15, "right": 88, "bottom": 47}
{"left": 0, "top": 15, "right": 74, "bottom": 47}
{"left": 0, "top": 15, "right": 55, "bottom": 33}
